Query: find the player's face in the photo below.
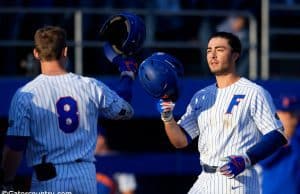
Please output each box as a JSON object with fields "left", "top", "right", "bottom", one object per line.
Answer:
{"left": 206, "top": 37, "right": 237, "bottom": 76}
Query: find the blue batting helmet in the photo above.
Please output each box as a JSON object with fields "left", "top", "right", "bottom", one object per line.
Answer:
{"left": 147, "top": 52, "right": 184, "bottom": 77}
{"left": 100, "top": 12, "right": 146, "bottom": 55}
{"left": 138, "top": 52, "right": 184, "bottom": 101}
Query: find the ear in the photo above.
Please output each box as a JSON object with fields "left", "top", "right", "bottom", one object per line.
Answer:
{"left": 232, "top": 52, "right": 240, "bottom": 63}
{"left": 63, "top": 47, "right": 68, "bottom": 57}
{"left": 33, "top": 48, "right": 40, "bottom": 60}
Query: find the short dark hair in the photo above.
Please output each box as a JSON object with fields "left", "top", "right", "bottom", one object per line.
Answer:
{"left": 209, "top": 31, "right": 242, "bottom": 55}
{"left": 34, "top": 26, "right": 67, "bottom": 61}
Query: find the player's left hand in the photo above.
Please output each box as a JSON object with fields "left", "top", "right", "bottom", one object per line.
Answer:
{"left": 113, "top": 55, "right": 138, "bottom": 73}
{"left": 218, "top": 155, "right": 251, "bottom": 178}
{"left": 103, "top": 42, "right": 138, "bottom": 80}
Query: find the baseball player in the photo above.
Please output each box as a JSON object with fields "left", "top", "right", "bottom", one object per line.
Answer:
{"left": 157, "top": 32, "right": 288, "bottom": 194}
{"left": 0, "top": 26, "right": 137, "bottom": 193}
{"left": 260, "top": 95, "right": 300, "bottom": 194}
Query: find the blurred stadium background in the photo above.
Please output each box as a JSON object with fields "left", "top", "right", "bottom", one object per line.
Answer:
{"left": 0, "top": 0, "right": 300, "bottom": 193}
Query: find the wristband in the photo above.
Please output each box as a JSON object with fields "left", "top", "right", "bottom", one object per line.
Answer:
{"left": 161, "top": 111, "right": 173, "bottom": 122}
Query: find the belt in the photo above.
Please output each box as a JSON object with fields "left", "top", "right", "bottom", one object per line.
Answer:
{"left": 202, "top": 164, "right": 218, "bottom": 173}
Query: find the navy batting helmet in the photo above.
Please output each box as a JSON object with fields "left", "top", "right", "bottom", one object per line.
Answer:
{"left": 147, "top": 52, "right": 184, "bottom": 77}
{"left": 138, "top": 52, "right": 184, "bottom": 101}
{"left": 100, "top": 12, "right": 146, "bottom": 55}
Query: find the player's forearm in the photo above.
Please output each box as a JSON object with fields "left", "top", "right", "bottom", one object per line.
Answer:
{"left": 115, "top": 76, "right": 133, "bottom": 103}
{"left": 1, "top": 146, "right": 23, "bottom": 182}
{"left": 246, "top": 129, "right": 288, "bottom": 165}
{"left": 163, "top": 119, "right": 188, "bottom": 148}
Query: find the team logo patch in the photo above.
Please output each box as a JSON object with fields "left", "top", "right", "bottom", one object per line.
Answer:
{"left": 226, "top": 95, "right": 246, "bottom": 114}
{"left": 118, "top": 109, "right": 126, "bottom": 116}
{"left": 232, "top": 185, "right": 242, "bottom": 190}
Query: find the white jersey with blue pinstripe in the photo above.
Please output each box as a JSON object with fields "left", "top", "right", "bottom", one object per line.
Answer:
{"left": 7, "top": 73, "right": 133, "bottom": 166}
{"left": 178, "top": 77, "right": 283, "bottom": 194}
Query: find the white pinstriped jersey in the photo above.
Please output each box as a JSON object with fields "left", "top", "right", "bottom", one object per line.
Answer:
{"left": 178, "top": 78, "right": 283, "bottom": 194}
{"left": 7, "top": 73, "right": 133, "bottom": 166}
{"left": 179, "top": 77, "right": 283, "bottom": 166}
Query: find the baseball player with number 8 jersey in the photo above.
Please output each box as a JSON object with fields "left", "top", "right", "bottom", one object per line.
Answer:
{"left": 157, "top": 32, "right": 288, "bottom": 194}
{"left": 0, "top": 26, "right": 137, "bottom": 193}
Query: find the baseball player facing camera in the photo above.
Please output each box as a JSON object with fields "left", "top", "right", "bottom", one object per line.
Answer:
{"left": 152, "top": 32, "right": 288, "bottom": 194}
{"left": 1, "top": 18, "right": 143, "bottom": 193}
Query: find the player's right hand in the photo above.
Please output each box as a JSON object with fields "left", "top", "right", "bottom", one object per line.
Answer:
{"left": 156, "top": 99, "right": 175, "bottom": 122}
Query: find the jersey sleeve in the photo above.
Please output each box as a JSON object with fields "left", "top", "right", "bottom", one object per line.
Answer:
{"left": 251, "top": 87, "right": 283, "bottom": 134}
{"left": 7, "top": 89, "right": 31, "bottom": 137}
{"left": 177, "top": 93, "right": 201, "bottom": 140}
{"left": 92, "top": 79, "right": 134, "bottom": 120}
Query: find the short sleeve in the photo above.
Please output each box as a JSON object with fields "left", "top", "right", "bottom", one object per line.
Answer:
{"left": 251, "top": 88, "right": 283, "bottom": 134}
{"left": 7, "top": 90, "right": 31, "bottom": 137}
{"left": 91, "top": 79, "right": 133, "bottom": 119}
{"left": 178, "top": 94, "right": 201, "bottom": 140}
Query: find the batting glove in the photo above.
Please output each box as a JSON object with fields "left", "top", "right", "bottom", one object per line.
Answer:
{"left": 103, "top": 42, "right": 138, "bottom": 80}
{"left": 156, "top": 99, "right": 175, "bottom": 122}
{"left": 218, "top": 155, "right": 251, "bottom": 178}
{"left": 113, "top": 55, "right": 138, "bottom": 80}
